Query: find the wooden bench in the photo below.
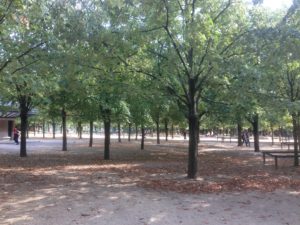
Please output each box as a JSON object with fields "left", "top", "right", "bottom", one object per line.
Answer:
{"left": 261, "top": 150, "right": 299, "bottom": 168}
{"left": 280, "top": 142, "right": 294, "bottom": 150}
{"left": 216, "top": 136, "right": 233, "bottom": 143}
{"left": 0, "top": 136, "right": 11, "bottom": 141}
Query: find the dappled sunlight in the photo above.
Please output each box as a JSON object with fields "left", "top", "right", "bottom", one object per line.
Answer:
{"left": 288, "top": 191, "right": 300, "bottom": 196}
{"left": 148, "top": 213, "right": 166, "bottom": 224}
{"left": 1, "top": 137, "right": 300, "bottom": 225}
{"left": 5, "top": 215, "right": 33, "bottom": 224}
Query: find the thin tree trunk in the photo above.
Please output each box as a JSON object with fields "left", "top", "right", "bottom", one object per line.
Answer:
{"left": 197, "top": 119, "right": 200, "bottom": 144}
{"left": 292, "top": 113, "right": 299, "bottom": 166}
{"left": 118, "top": 122, "right": 121, "bottom": 143}
{"left": 171, "top": 123, "right": 174, "bottom": 139}
{"left": 251, "top": 114, "right": 260, "bottom": 152}
{"left": 297, "top": 113, "right": 300, "bottom": 152}
{"left": 279, "top": 126, "right": 282, "bottom": 143}
{"left": 141, "top": 124, "right": 145, "bottom": 150}
{"left": 19, "top": 97, "right": 29, "bottom": 157}
{"left": 271, "top": 124, "right": 274, "bottom": 146}
{"left": 77, "top": 121, "right": 82, "bottom": 139}
{"left": 89, "top": 120, "right": 93, "bottom": 147}
{"left": 165, "top": 119, "right": 168, "bottom": 141}
{"left": 156, "top": 120, "right": 160, "bottom": 144}
{"left": 52, "top": 120, "right": 56, "bottom": 139}
{"left": 135, "top": 124, "right": 138, "bottom": 140}
{"left": 104, "top": 119, "right": 110, "bottom": 160}
{"left": 42, "top": 119, "right": 45, "bottom": 138}
{"left": 62, "top": 108, "right": 67, "bottom": 151}
{"left": 237, "top": 122, "right": 243, "bottom": 146}
{"left": 128, "top": 123, "right": 131, "bottom": 142}
{"left": 33, "top": 122, "right": 36, "bottom": 136}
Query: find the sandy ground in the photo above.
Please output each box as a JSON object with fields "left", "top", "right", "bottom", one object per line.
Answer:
{"left": 0, "top": 136, "right": 300, "bottom": 225}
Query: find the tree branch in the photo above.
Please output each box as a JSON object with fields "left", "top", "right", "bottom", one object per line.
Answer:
{"left": 213, "top": 0, "right": 232, "bottom": 23}
{"left": 162, "top": 0, "right": 190, "bottom": 78}
{"left": 0, "top": 0, "right": 14, "bottom": 25}
{"left": 11, "top": 59, "right": 39, "bottom": 75}
{"left": 16, "top": 42, "right": 45, "bottom": 60}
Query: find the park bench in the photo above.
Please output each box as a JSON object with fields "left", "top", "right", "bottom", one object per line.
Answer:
{"left": 261, "top": 150, "right": 300, "bottom": 168}
{"left": 216, "top": 136, "right": 233, "bottom": 143}
{"left": 280, "top": 141, "right": 294, "bottom": 150}
{"left": 0, "top": 136, "right": 11, "bottom": 141}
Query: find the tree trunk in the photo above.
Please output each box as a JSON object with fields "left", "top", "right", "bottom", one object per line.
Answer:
{"left": 292, "top": 113, "right": 299, "bottom": 166}
{"left": 62, "top": 108, "right": 67, "bottom": 151}
{"left": 141, "top": 124, "right": 145, "bottom": 150}
{"left": 156, "top": 120, "right": 160, "bottom": 144}
{"left": 89, "top": 120, "right": 93, "bottom": 147}
{"left": 78, "top": 121, "right": 82, "bottom": 139}
{"left": 183, "top": 130, "right": 187, "bottom": 139}
{"left": 165, "top": 119, "right": 168, "bottom": 141}
{"left": 187, "top": 113, "right": 198, "bottom": 179}
{"left": 128, "top": 123, "right": 131, "bottom": 142}
{"left": 42, "top": 119, "right": 45, "bottom": 138}
{"left": 135, "top": 124, "right": 138, "bottom": 140}
{"left": 33, "top": 122, "right": 36, "bottom": 136}
{"left": 251, "top": 114, "right": 260, "bottom": 152}
{"left": 271, "top": 124, "right": 274, "bottom": 146}
{"left": 118, "top": 122, "right": 121, "bottom": 143}
{"left": 187, "top": 78, "right": 198, "bottom": 179}
{"left": 19, "top": 97, "right": 29, "bottom": 157}
{"left": 197, "top": 119, "right": 200, "bottom": 144}
{"left": 171, "top": 123, "right": 174, "bottom": 139}
{"left": 237, "top": 122, "right": 243, "bottom": 146}
{"left": 104, "top": 119, "right": 111, "bottom": 160}
{"left": 26, "top": 123, "right": 29, "bottom": 138}
{"left": 297, "top": 113, "right": 300, "bottom": 152}
{"left": 52, "top": 120, "right": 56, "bottom": 139}
{"left": 279, "top": 126, "right": 282, "bottom": 143}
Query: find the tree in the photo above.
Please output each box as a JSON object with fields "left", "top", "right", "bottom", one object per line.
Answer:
{"left": 0, "top": 1, "right": 54, "bottom": 156}
{"left": 137, "top": 0, "right": 248, "bottom": 178}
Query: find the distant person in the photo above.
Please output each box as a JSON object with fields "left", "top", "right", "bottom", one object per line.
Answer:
{"left": 13, "top": 127, "right": 19, "bottom": 145}
{"left": 242, "top": 130, "right": 250, "bottom": 147}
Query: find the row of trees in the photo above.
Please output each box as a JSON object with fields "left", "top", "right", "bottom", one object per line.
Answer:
{"left": 1, "top": 0, "right": 300, "bottom": 178}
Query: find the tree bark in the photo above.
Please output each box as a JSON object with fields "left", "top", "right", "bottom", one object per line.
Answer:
{"left": 128, "top": 123, "right": 131, "bottom": 142}
{"left": 187, "top": 78, "right": 198, "bottom": 179}
{"left": 164, "top": 119, "right": 168, "bottom": 141}
{"left": 62, "top": 108, "right": 67, "bottom": 151}
{"left": 251, "top": 114, "right": 260, "bottom": 152}
{"left": 171, "top": 123, "right": 174, "bottom": 139}
{"left": 135, "top": 124, "right": 138, "bottom": 140}
{"left": 33, "top": 122, "right": 36, "bottom": 136}
{"left": 292, "top": 113, "right": 299, "bottom": 166}
{"left": 104, "top": 119, "right": 111, "bottom": 160}
{"left": 196, "top": 119, "right": 200, "bottom": 144}
{"left": 42, "top": 119, "right": 45, "bottom": 138}
{"left": 52, "top": 120, "right": 56, "bottom": 139}
{"left": 156, "top": 120, "right": 160, "bottom": 144}
{"left": 89, "top": 120, "right": 93, "bottom": 147}
{"left": 187, "top": 113, "right": 198, "bottom": 179}
{"left": 78, "top": 121, "right": 82, "bottom": 139}
{"left": 19, "top": 97, "right": 29, "bottom": 157}
{"left": 141, "top": 125, "right": 145, "bottom": 150}
{"left": 271, "top": 124, "right": 274, "bottom": 146}
{"left": 118, "top": 122, "right": 121, "bottom": 143}
{"left": 237, "top": 122, "right": 243, "bottom": 146}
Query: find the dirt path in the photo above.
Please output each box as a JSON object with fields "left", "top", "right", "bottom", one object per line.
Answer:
{"left": 0, "top": 137, "right": 299, "bottom": 225}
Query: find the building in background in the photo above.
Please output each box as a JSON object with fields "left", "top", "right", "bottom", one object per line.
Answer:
{"left": 0, "top": 110, "right": 19, "bottom": 139}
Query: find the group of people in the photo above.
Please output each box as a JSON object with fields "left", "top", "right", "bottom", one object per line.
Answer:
{"left": 242, "top": 130, "right": 250, "bottom": 147}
